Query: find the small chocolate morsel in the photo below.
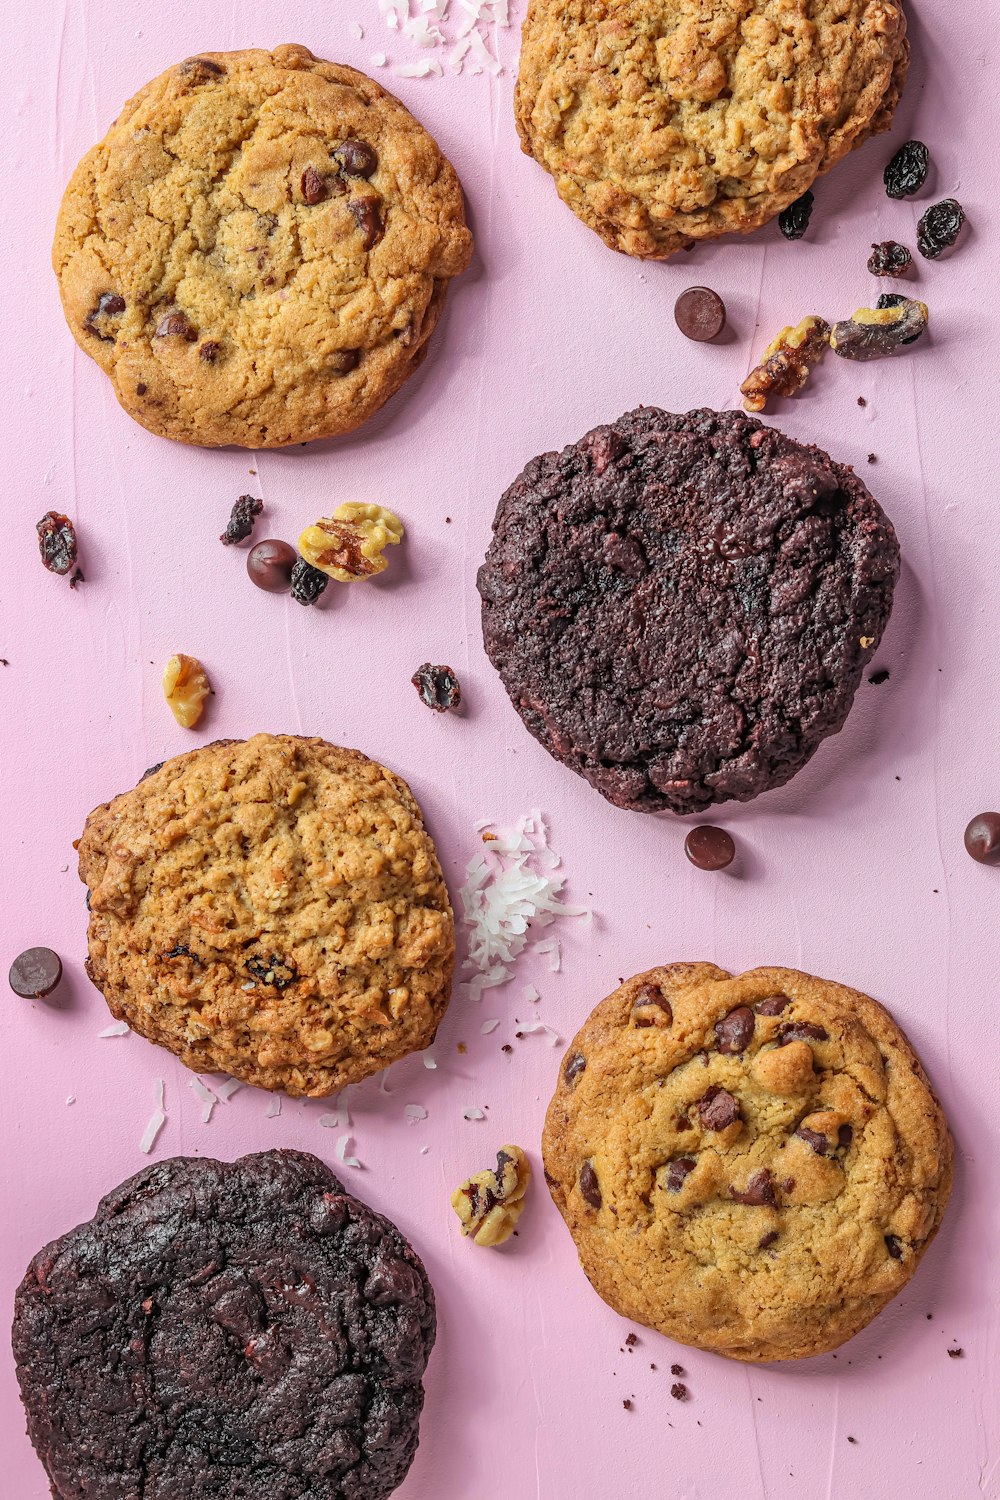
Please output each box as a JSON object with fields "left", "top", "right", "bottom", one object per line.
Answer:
{"left": 795, "top": 1126, "right": 829, "bottom": 1156}
{"left": 777, "top": 1020, "right": 828, "bottom": 1044}
{"left": 155, "top": 311, "right": 197, "bottom": 341}
{"left": 330, "top": 349, "right": 361, "bottom": 374}
{"left": 664, "top": 1157, "right": 696, "bottom": 1192}
{"left": 334, "top": 139, "right": 378, "bottom": 179}
{"left": 755, "top": 995, "right": 789, "bottom": 1015}
{"left": 697, "top": 1086, "right": 740, "bottom": 1131}
{"left": 349, "top": 196, "right": 384, "bottom": 250}
{"left": 964, "top": 813, "right": 1000, "bottom": 865}
{"left": 758, "top": 1231, "right": 779, "bottom": 1249}
{"left": 674, "top": 286, "right": 726, "bottom": 343}
{"left": 301, "top": 166, "right": 329, "bottom": 204}
{"left": 579, "top": 1160, "right": 602, "bottom": 1209}
{"left": 630, "top": 982, "right": 673, "bottom": 1028}
{"left": 885, "top": 1234, "right": 903, "bottom": 1260}
{"left": 563, "top": 1051, "right": 586, "bottom": 1087}
{"left": 715, "top": 1006, "right": 755, "bottom": 1054}
{"left": 684, "top": 825, "right": 735, "bottom": 871}
{"left": 9, "top": 947, "right": 63, "bottom": 999}
{"left": 729, "top": 1168, "right": 776, "bottom": 1207}
{"left": 247, "top": 539, "right": 297, "bottom": 593}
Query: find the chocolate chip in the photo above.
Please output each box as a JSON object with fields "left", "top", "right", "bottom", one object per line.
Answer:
{"left": 330, "top": 349, "right": 361, "bottom": 374}
{"left": 670, "top": 1383, "right": 688, "bottom": 1401}
{"left": 247, "top": 539, "right": 297, "bottom": 593}
{"left": 9, "top": 947, "right": 63, "bottom": 999}
{"left": 777, "top": 1021, "right": 828, "bottom": 1044}
{"left": 684, "top": 825, "right": 735, "bottom": 871}
{"left": 715, "top": 1006, "right": 755, "bottom": 1054}
{"left": 411, "top": 663, "right": 462, "bottom": 713}
{"left": 838, "top": 1124, "right": 853, "bottom": 1149}
{"left": 780, "top": 1177, "right": 795, "bottom": 1193}
{"left": 755, "top": 995, "right": 789, "bottom": 1016}
{"left": 674, "top": 286, "right": 726, "bottom": 343}
{"left": 697, "top": 1086, "right": 740, "bottom": 1131}
{"left": 220, "top": 495, "right": 263, "bottom": 547}
{"left": 136, "top": 383, "right": 147, "bottom": 396}
{"left": 199, "top": 341, "right": 222, "bottom": 363}
{"left": 964, "top": 813, "right": 1000, "bottom": 865}
{"left": 155, "top": 311, "right": 197, "bottom": 341}
{"left": 795, "top": 1126, "right": 828, "bottom": 1155}
{"left": 563, "top": 1051, "right": 586, "bottom": 1088}
{"left": 141, "top": 762, "right": 164, "bottom": 781}
{"left": 664, "top": 1157, "right": 697, "bottom": 1192}
{"left": 301, "top": 166, "right": 332, "bottom": 205}
{"left": 179, "top": 56, "right": 225, "bottom": 84}
{"left": 579, "top": 1161, "right": 602, "bottom": 1209}
{"left": 622, "top": 1398, "right": 632, "bottom": 1410}
{"left": 758, "top": 1230, "right": 779, "bottom": 1249}
{"left": 85, "top": 291, "right": 126, "bottom": 338}
{"left": 885, "top": 1234, "right": 903, "bottom": 1260}
{"left": 349, "top": 196, "right": 384, "bottom": 250}
{"left": 334, "top": 139, "right": 378, "bottom": 179}
{"left": 630, "top": 982, "right": 673, "bottom": 1028}
{"left": 729, "top": 1168, "right": 776, "bottom": 1206}
{"left": 36, "top": 512, "right": 78, "bottom": 576}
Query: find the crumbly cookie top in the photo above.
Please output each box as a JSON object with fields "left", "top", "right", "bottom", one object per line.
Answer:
{"left": 516, "top": 0, "right": 907, "bottom": 256}
{"left": 53, "top": 45, "right": 472, "bottom": 445}
{"left": 77, "top": 735, "right": 455, "bottom": 1096}
{"left": 543, "top": 963, "right": 952, "bottom": 1361}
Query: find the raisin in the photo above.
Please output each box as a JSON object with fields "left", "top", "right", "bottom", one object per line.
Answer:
{"left": 289, "top": 558, "right": 329, "bottom": 606}
{"left": 917, "top": 198, "right": 966, "bottom": 260}
{"left": 36, "top": 512, "right": 78, "bottom": 575}
{"left": 777, "top": 191, "right": 814, "bottom": 241}
{"left": 246, "top": 954, "right": 297, "bottom": 989}
{"left": 875, "top": 293, "right": 924, "bottom": 344}
{"left": 867, "top": 241, "right": 912, "bottom": 277}
{"left": 411, "top": 663, "right": 462, "bottom": 712}
{"left": 883, "top": 140, "right": 929, "bottom": 200}
{"left": 220, "top": 495, "right": 263, "bottom": 546}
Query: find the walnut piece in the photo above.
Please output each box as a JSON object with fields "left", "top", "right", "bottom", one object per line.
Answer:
{"left": 740, "top": 316, "right": 830, "bottom": 413}
{"left": 298, "top": 502, "right": 404, "bottom": 582}
{"left": 451, "top": 1144, "right": 531, "bottom": 1246}
{"left": 162, "top": 653, "right": 211, "bottom": 728}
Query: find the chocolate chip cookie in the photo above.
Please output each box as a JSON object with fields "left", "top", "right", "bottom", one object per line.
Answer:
{"left": 477, "top": 408, "right": 899, "bottom": 815}
{"left": 515, "top": 1, "right": 907, "bottom": 257}
{"left": 13, "top": 1149, "right": 436, "bottom": 1499}
{"left": 543, "top": 964, "right": 952, "bottom": 1361}
{"left": 53, "top": 44, "right": 472, "bottom": 447}
{"left": 77, "top": 735, "right": 455, "bottom": 1096}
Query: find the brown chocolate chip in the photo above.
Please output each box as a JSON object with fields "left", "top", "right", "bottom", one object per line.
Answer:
{"left": 758, "top": 1230, "right": 779, "bottom": 1249}
{"left": 674, "top": 286, "right": 726, "bottom": 342}
{"left": 247, "top": 539, "right": 297, "bottom": 593}
{"left": 301, "top": 166, "right": 331, "bottom": 205}
{"left": 664, "top": 1157, "right": 697, "bottom": 1192}
{"left": 179, "top": 56, "right": 225, "bottom": 84}
{"left": 630, "top": 983, "right": 673, "bottom": 1028}
{"left": 684, "top": 824, "right": 735, "bottom": 871}
{"left": 885, "top": 1234, "right": 903, "bottom": 1260}
{"left": 780, "top": 1177, "right": 795, "bottom": 1193}
{"left": 715, "top": 1006, "right": 755, "bottom": 1054}
{"left": 9, "top": 947, "right": 63, "bottom": 999}
{"left": 838, "top": 1124, "right": 853, "bottom": 1149}
{"left": 622, "top": 1398, "right": 632, "bottom": 1410}
{"left": 777, "top": 1021, "right": 829, "bottom": 1045}
{"left": 330, "top": 349, "right": 361, "bottom": 374}
{"left": 155, "top": 311, "right": 197, "bottom": 341}
{"left": 199, "top": 341, "right": 222, "bottom": 364}
{"left": 755, "top": 995, "right": 789, "bottom": 1016}
{"left": 136, "top": 383, "right": 147, "bottom": 396}
{"left": 729, "top": 1168, "right": 776, "bottom": 1207}
{"left": 964, "top": 813, "right": 1000, "bottom": 865}
{"left": 579, "top": 1161, "right": 602, "bottom": 1209}
{"left": 85, "top": 291, "right": 126, "bottom": 339}
{"left": 697, "top": 1086, "right": 740, "bottom": 1131}
{"left": 563, "top": 1051, "right": 586, "bottom": 1088}
{"left": 795, "top": 1126, "right": 829, "bottom": 1156}
{"left": 349, "top": 196, "right": 384, "bottom": 250}
{"left": 333, "top": 139, "right": 378, "bottom": 178}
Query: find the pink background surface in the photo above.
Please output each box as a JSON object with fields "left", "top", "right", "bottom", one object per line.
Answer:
{"left": 2, "top": 2, "right": 997, "bottom": 1496}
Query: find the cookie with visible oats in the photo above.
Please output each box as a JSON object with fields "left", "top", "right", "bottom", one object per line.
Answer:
{"left": 53, "top": 44, "right": 472, "bottom": 447}
{"left": 543, "top": 964, "right": 952, "bottom": 1361}
{"left": 77, "top": 734, "right": 455, "bottom": 1096}
{"left": 515, "top": 0, "right": 908, "bottom": 258}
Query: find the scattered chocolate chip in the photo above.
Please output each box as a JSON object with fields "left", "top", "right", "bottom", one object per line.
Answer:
{"left": 563, "top": 1051, "right": 586, "bottom": 1088}
{"left": 778, "top": 190, "right": 814, "bottom": 240}
{"left": 333, "top": 139, "right": 379, "bottom": 179}
{"left": 777, "top": 1021, "right": 828, "bottom": 1044}
{"left": 199, "top": 341, "right": 222, "bottom": 363}
{"left": 36, "top": 512, "right": 78, "bottom": 576}
{"left": 715, "top": 1006, "right": 755, "bottom": 1055}
{"left": 411, "top": 663, "right": 462, "bottom": 713}
{"left": 349, "top": 196, "right": 384, "bottom": 250}
{"left": 290, "top": 558, "right": 329, "bottom": 606}
{"left": 684, "top": 825, "right": 735, "bottom": 871}
{"left": 884, "top": 140, "right": 929, "bottom": 199}
{"left": 674, "top": 286, "right": 726, "bottom": 342}
{"left": 579, "top": 1160, "right": 602, "bottom": 1209}
{"left": 697, "top": 1086, "right": 740, "bottom": 1131}
{"left": 964, "top": 813, "right": 1000, "bottom": 865}
{"left": 670, "top": 1383, "right": 688, "bottom": 1401}
{"left": 220, "top": 495, "right": 263, "bottom": 546}
{"left": 729, "top": 1168, "right": 776, "bottom": 1207}
{"left": 830, "top": 299, "right": 928, "bottom": 360}
{"left": 9, "top": 947, "right": 63, "bottom": 999}
{"left": 245, "top": 954, "right": 297, "bottom": 989}
{"left": 155, "top": 311, "right": 197, "bottom": 341}
{"left": 885, "top": 1234, "right": 903, "bottom": 1260}
{"left": 755, "top": 995, "right": 789, "bottom": 1016}
{"left": 847, "top": 1435, "right": 857, "bottom": 1445}
{"left": 330, "top": 349, "right": 361, "bottom": 374}
{"left": 179, "top": 56, "right": 226, "bottom": 84}
{"left": 868, "top": 240, "right": 912, "bottom": 277}
{"left": 780, "top": 1177, "right": 795, "bottom": 1193}
{"left": 758, "top": 1231, "right": 779, "bottom": 1250}
{"left": 947, "top": 1348, "right": 963, "bottom": 1359}
{"left": 795, "top": 1126, "right": 829, "bottom": 1156}
{"left": 857, "top": 396, "right": 867, "bottom": 407}
{"left": 136, "top": 383, "right": 147, "bottom": 396}
{"left": 664, "top": 1157, "right": 697, "bottom": 1192}
{"left": 247, "top": 539, "right": 297, "bottom": 594}
{"left": 917, "top": 199, "right": 966, "bottom": 260}
{"left": 867, "top": 453, "right": 877, "bottom": 465}
{"left": 501, "top": 1043, "right": 512, "bottom": 1054}
{"left": 630, "top": 983, "right": 673, "bottom": 1028}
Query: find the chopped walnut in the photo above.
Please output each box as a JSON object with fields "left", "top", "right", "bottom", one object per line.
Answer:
{"left": 298, "top": 502, "right": 404, "bottom": 582}
{"left": 829, "top": 299, "right": 928, "bottom": 361}
{"left": 740, "top": 316, "right": 830, "bottom": 413}
{"left": 450, "top": 1144, "right": 530, "bottom": 1246}
{"left": 162, "top": 653, "right": 211, "bottom": 728}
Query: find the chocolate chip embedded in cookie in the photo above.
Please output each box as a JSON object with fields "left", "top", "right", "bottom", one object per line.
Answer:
{"left": 52, "top": 45, "right": 472, "bottom": 447}
{"left": 515, "top": 1, "right": 908, "bottom": 258}
{"left": 478, "top": 408, "right": 900, "bottom": 816}
{"left": 13, "top": 1150, "right": 436, "bottom": 1499}
{"left": 76, "top": 734, "right": 455, "bottom": 1096}
{"left": 542, "top": 963, "right": 952, "bottom": 1361}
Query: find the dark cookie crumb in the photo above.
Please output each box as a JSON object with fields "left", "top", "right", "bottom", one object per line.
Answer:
{"left": 69, "top": 568, "right": 85, "bottom": 588}
{"left": 947, "top": 1347, "right": 964, "bottom": 1358}
{"left": 622, "top": 1398, "right": 633, "bottom": 1410}
{"left": 625, "top": 1332, "right": 638, "bottom": 1347}
{"left": 411, "top": 663, "right": 462, "bottom": 713}
{"left": 670, "top": 1382, "right": 688, "bottom": 1401}
{"left": 670, "top": 1363, "right": 685, "bottom": 1376}
{"left": 220, "top": 495, "right": 263, "bottom": 546}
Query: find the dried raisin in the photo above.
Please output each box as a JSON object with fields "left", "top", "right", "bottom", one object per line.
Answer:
{"left": 867, "top": 241, "right": 912, "bottom": 277}
{"left": 411, "top": 663, "right": 462, "bottom": 712}
{"left": 289, "top": 558, "right": 328, "bottom": 606}
{"left": 917, "top": 198, "right": 966, "bottom": 260}
{"left": 777, "top": 191, "right": 814, "bottom": 241}
{"left": 883, "top": 140, "right": 929, "bottom": 199}
{"left": 36, "top": 512, "right": 78, "bottom": 575}
{"left": 246, "top": 954, "right": 297, "bottom": 989}
{"left": 220, "top": 495, "right": 263, "bottom": 546}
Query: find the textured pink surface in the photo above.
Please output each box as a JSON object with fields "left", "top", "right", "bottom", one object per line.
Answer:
{"left": 2, "top": 3, "right": 998, "bottom": 1496}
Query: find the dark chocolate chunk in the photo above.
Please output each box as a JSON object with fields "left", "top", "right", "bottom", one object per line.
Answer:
{"left": 777, "top": 1021, "right": 829, "bottom": 1044}
{"left": 334, "top": 139, "right": 378, "bottom": 179}
{"left": 247, "top": 539, "right": 297, "bottom": 594}
{"left": 9, "top": 947, "right": 63, "bottom": 999}
{"left": 563, "top": 1051, "right": 586, "bottom": 1088}
{"left": 715, "top": 1006, "right": 755, "bottom": 1054}
{"left": 684, "top": 825, "right": 736, "bottom": 871}
{"left": 674, "top": 286, "right": 726, "bottom": 342}
{"left": 697, "top": 1086, "right": 740, "bottom": 1131}
{"left": 795, "top": 1126, "right": 829, "bottom": 1156}
{"left": 729, "top": 1168, "right": 776, "bottom": 1206}
{"left": 755, "top": 995, "right": 789, "bottom": 1016}
{"left": 579, "top": 1161, "right": 602, "bottom": 1209}
{"left": 630, "top": 983, "right": 673, "bottom": 1028}
{"left": 664, "top": 1157, "right": 697, "bottom": 1192}
{"left": 349, "top": 196, "right": 384, "bottom": 250}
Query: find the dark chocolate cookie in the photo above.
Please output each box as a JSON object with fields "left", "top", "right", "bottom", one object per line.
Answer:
{"left": 13, "top": 1150, "right": 435, "bottom": 1500}
{"left": 478, "top": 408, "right": 899, "bottom": 814}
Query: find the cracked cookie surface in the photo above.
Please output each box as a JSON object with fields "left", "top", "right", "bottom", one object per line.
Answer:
{"left": 53, "top": 44, "right": 472, "bottom": 447}
{"left": 77, "top": 734, "right": 455, "bottom": 1096}
{"left": 543, "top": 964, "right": 952, "bottom": 1361}
{"left": 515, "top": 0, "right": 907, "bottom": 257}
{"left": 477, "top": 407, "right": 899, "bottom": 815}
{"left": 13, "top": 1149, "right": 436, "bottom": 1499}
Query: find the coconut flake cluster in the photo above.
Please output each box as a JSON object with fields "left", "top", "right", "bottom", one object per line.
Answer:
{"left": 375, "top": 0, "right": 509, "bottom": 78}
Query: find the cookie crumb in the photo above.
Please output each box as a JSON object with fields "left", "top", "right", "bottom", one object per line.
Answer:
{"left": 670, "top": 1364, "right": 685, "bottom": 1377}
{"left": 622, "top": 1399, "right": 632, "bottom": 1410}
{"left": 847, "top": 1436, "right": 858, "bottom": 1445}
{"left": 857, "top": 396, "right": 867, "bottom": 407}
{"left": 625, "top": 1333, "right": 638, "bottom": 1347}
{"left": 947, "top": 1347, "right": 964, "bottom": 1358}
{"left": 869, "top": 668, "right": 890, "bottom": 685}
{"left": 670, "top": 1383, "right": 688, "bottom": 1401}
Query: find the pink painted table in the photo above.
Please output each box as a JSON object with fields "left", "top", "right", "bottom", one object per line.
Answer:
{"left": 2, "top": 3, "right": 997, "bottom": 1496}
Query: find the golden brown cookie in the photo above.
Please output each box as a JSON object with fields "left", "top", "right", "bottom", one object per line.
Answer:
{"left": 543, "top": 963, "right": 951, "bottom": 1360}
{"left": 77, "top": 735, "right": 455, "bottom": 1096}
{"left": 515, "top": 2, "right": 908, "bottom": 258}
{"left": 53, "top": 45, "right": 472, "bottom": 447}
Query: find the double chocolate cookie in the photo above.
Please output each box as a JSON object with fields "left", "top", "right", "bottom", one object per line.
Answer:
{"left": 13, "top": 1150, "right": 436, "bottom": 1499}
{"left": 77, "top": 735, "right": 455, "bottom": 1096}
{"left": 543, "top": 964, "right": 952, "bottom": 1361}
{"left": 478, "top": 408, "right": 900, "bottom": 815}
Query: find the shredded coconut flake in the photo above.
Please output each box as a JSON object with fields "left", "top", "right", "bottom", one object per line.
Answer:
{"left": 394, "top": 57, "right": 443, "bottom": 76}
{"left": 351, "top": 21, "right": 364, "bottom": 38}
{"left": 140, "top": 1079, "right": 167, "bottom": 1154}
{"left": 463, "top": 1107, "right": 486, "bottom": 1120}
{"left": 419, "top": 1145, "right": 429, "bottom": 1154}
{"left": 190, "top": 1078, "right": 217, "bottom": 1124}
{"left": 518, "top": 1021, "right": 562, "bottom": 1045}
{"left": 523, "top": 983, "right": 540, "bottom": 1003}
{"left": 265, "top": 1096, "right": 282, "bottom": 1118}
{"left": 211, "top": 1078, "right": 242, "bottom": 1103}
{"left": 405, "top": 1104, "right": 428, "bottom": 1124}
{"left": 65, "top": 1095, "right": 76, "bottom": 1105}
{"left": 98, "top": 1021, "right": 131, "bottom": 1038}
{"left": 371, "top": 51, "right": 388, "bottom": 65}
{"left": 336, "top": 1134, "right": 362, "bottom": 1168}
{"left": 378, "top": 1068, "right": 393, "bottom": 1095}
{"left": 405, "top": 14, "right": 445, "bottom": 45}
{"left": 481, "top": 1018, "right": 501, "bottom": 1034}
{"left": 319, "top": 1094, "right": 350, "bottom": 1130}
{"left": 422, "top": 1051, "right": 438, "bottom": 1070}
